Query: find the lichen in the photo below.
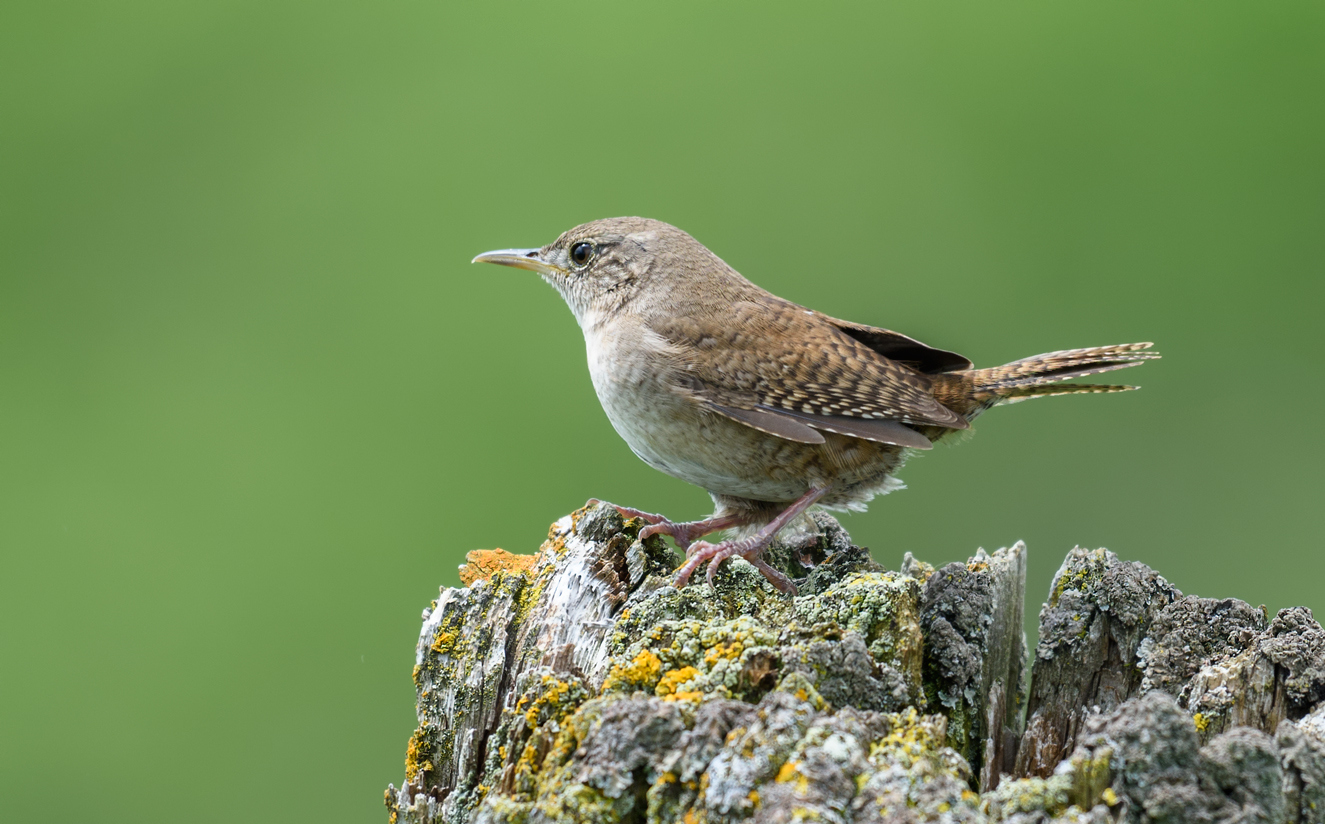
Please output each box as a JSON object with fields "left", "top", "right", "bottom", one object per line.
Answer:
{"left": 459, "top": 549, "right": 539, "bottom": 587}
{"left": 600, "top": 648, "right": 664, "bottom": 694}
{"left": 387, "top": 502, "right": 1325, "bottom": 824}
{"left": 791, "top": 571, "right": 925, "bottom": 692}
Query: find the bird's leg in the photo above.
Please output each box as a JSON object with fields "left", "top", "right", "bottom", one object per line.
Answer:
{"left": 673, "top": 486, "right": 831, "bottom": 594}
{"left": 598, "top": 502, "right": 747, "bottom": 552}
{"left": 744, "top": 556, "right": 796, "bottom": 595}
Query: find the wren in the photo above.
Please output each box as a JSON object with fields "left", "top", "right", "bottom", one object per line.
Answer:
{"left": 474, "top": 217, "right": 1157, "bottom": 594}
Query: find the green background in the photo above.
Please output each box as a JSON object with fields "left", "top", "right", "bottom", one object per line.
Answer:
{"left": 3, "top": 2, "right": 1322, "bottom": 821}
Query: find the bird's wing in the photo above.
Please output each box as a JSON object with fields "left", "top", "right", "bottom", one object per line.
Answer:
{"left": 651, "top": 299, "right": 968, "bottom": 448}
{"left": 817, "top": 315, "right": 973, "bottom": 373}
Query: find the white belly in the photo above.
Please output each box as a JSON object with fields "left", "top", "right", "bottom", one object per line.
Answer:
{"left": 582, "top": 320, "right": 816, "bottom": 502}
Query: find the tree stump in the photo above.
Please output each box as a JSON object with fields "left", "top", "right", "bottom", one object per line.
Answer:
{"left": 385, "top": 502, "right": 1325, "bottom": 824}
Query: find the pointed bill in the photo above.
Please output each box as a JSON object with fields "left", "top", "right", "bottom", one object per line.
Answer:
{"left": 471, "top": 248, "right": 566, "bottom": 277}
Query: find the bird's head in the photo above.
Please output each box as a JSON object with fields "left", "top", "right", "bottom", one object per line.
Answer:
{"left": 472, "top": 217, "right": 735, "bottom": 328}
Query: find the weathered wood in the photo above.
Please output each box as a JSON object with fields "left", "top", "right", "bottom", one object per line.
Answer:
{"left": 909, "top": 542, "right": 1027, "bottom": 791}
{"left": 1013, "top": 548, "right": 1180, "bottom": 777}
{"left": 1180, "top": 606, "right": 1325, "bottom": 741}
{"left": 386, "top": 504, "right": 1325, "bottom": 824}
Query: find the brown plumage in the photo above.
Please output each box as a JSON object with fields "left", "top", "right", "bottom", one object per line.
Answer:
{"left": 473, "top": 217, "right": 1158, "bottom": 593}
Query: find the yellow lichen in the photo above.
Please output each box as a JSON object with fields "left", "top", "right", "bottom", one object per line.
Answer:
{"left": 1193, "top": 712, "right": 1209, "bottom": 732}
{"left": 665, "top": 690, "right": 704, "bottom": 703}
{"left": 704, "top": 641, "right": 743, "bottom": 665}
{"left": 869, "top": 707, "right": 940, "bottom": 759}
{"left": 704, "top": 643, "right": 747, "bottom": 667}
{"left": 513, "top": 740, "right": 542, "bottom": 782}
{"left": 404, "top": 728, "right": 432, "bottom": 782}
{"left": 523, "top": 675, "right": 573, "bottom": 725}
{"left": 602, "top": 648, "right": 663, "bottom": 692}
{"left": 1102, "top": 787, "right": 1119, "bottom": 805}
{"left": 657, "top": 666, "right": 700, "bottom": 697}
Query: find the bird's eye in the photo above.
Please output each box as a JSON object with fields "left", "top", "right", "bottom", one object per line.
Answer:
{"left": 569, "top": 242, "right": 595, "bottom": 268}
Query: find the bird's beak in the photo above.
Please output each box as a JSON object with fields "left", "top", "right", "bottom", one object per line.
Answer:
{"left": 471, "top": 248, "right": 566, "bottom": 277}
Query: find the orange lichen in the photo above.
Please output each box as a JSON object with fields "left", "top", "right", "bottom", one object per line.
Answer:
{"left": 458, "top": 548, "right": 537, "bottom": 586}
{"left": 539, "top": 521, "right": 572, "bottom": 557}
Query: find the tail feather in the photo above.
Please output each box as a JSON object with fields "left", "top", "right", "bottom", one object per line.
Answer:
{"left": 938, "top": 342, "right": 1158, "bottom": 416}
{"left": 979, "top": 358, "right": 1144, "bottom": 390}
{"left": 980, "top": 342, "right": 1158, "bottom": 391}
{"left": 996, "top": 382, "right": 1140, "bottom": 404}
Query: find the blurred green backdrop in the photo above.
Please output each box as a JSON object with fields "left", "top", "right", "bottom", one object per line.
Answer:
{"left": 3, "top": 1, "right": 1323, "bottom": 821}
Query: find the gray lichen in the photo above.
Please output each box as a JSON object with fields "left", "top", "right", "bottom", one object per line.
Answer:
{"left": 1015, "top": 548, "right": 1181, "bottom": 778}
{"left": 386, "top": 502, "right": 1325, "bottom": 824}
{"left": 918, "top": 544, "right": 1027, "bottom": 790}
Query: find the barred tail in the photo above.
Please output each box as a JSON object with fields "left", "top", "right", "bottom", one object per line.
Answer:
{"left": 970, "top": 342, "right": 1159, "bottom": 403}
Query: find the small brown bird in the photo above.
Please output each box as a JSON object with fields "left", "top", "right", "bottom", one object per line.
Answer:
{"left": 474, "top": 218, "right": 1157, "bottom": 594}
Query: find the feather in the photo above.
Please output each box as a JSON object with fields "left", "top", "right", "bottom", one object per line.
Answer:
{"left": 762, "top": 406, "right": 934, "bottom": 449}
{"left": 708, "top": 404, "right": 826, "bottom": 444}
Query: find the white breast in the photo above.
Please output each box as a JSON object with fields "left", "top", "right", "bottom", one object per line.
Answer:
{"left": 580, "top": 317, "right": 813, "bottom": 502}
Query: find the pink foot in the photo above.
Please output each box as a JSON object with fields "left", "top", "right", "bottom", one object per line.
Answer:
{"left": 591, "top": 501, "right": 746, "bottom": 553}
{"left": 673, "top": 538, "right": 754, "bottom": 589}
{"left": 671, "top": 486, "right": 831, "bottom": 595}
{"left": 673, "top": 536, "right": 801, "bottom": 593}
{"left": 640, "top": 513, "right": 745, "bottom": 552}
{"left": 590, "top": 501, "right": 668, "bottom": 525}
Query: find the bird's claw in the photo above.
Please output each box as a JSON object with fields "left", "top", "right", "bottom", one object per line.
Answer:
{"left": 641, "top": 520, "right": 715, "bottom": 551}
{"left": 609, "top": 507, "right": 746, "bottom": 553}
{"left": 672, "top": 538, "right": 746, "bottom": 584}
{"left": 602, "top": 504, "right": 703, "bottom": 551}
{"left": 672, "top": 537, "right": 799, "bottom": 595}
{"left": 601, "top": 502, "right": 669, "bottom": 525}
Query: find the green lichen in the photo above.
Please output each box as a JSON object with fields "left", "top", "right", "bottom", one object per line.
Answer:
{"left": 982, "top": 774, "right": 1072, "bottom": 821}
{"left": 1049, "top": 549, "right": 1110, "bottom": 609}
{"left": 1064, "top": 746, "right": 1113, "bottom": 811}
{"left": 791, "top": 571, "right": 925, "bottom": 692}
{"left": 981, "top": 745, "right": 1114, "bottom": 822}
